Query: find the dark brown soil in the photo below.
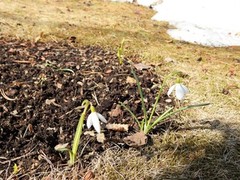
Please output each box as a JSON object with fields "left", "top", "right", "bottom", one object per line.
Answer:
{"left": 0, "top": 37, "right": 175, "bottom": 178}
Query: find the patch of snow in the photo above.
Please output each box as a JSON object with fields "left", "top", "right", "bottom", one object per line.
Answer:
{"left": 112, "top": 0, "right": 240, "bottom": 47}
{"left": 137, "top": 0, "right": 162, "bottom": 7}
{"left": 111, "top": 0, "right": 162, "bottom": 7}
{"left": 111, "top": 0, "right": 133, "bottom": 3}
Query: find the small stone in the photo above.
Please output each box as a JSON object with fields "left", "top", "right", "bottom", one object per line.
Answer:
{"left": 196, "top": 57, "right": 202, "bottom": 61}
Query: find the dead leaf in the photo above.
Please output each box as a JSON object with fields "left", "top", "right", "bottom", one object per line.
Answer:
{"left": 54, "top": 143, "right": 69, "bottom": 151}
{"left": 109, "top": 105, "right": 122, "bottom": 117}
{"left": 126, "top": 76, "right": 136, "bottom": 84}
{"left": 123, "top": 131, "right": 147, "bottom": 147}
{"left": 83, "top": 170, "right": 95, "bottom": 180}
{"left": 133, "top": 63, "right": 152, "bottom": 70}
{"left": 96, "top": 133, "right": 105, "bottom": 143}
{"left": 106, "top": 123, "right": 129, "bottom": 132}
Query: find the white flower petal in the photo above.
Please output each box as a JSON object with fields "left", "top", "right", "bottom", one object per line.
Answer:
{"left": 91, "top": 112, "right": 101, "bottom": 133}
{"left": 86, "top": 113, "right": 93, "bottom": 129}
{"left": 180, "top": 84, "right": 189, "bottom": 94}
{"left": 97, "top": 113, "right": 107, "bottom": 123}
{"left": 167, "top": 84, "right": 176, "bottom": 96}
{"left": 175, "top": 84, "right": 186, "bottom": 100}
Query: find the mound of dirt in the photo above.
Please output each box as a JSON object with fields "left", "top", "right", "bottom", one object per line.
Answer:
{"left": 0, "top": 38, "right": 175, "bottom": 178}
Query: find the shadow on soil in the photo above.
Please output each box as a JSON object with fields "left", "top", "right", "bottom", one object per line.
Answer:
{"left": 155, "top": 119, "right": 240, "bottom": 180}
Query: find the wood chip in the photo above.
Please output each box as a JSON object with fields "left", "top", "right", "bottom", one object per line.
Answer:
{"left": 96, "top": 133, "right": 106, "bottom": 143}
{"left": 106, "top": 123, "right": 129, "bottom": 132}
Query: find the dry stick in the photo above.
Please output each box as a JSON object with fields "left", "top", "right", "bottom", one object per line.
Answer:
{"left": 12, "top": 60, "right": 35, "bottom": 64}
{"left": 92, "top": 92, "right": 100, "bottom": 105}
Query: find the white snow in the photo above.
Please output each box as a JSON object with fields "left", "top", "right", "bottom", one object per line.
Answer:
{"left": 136, "top": 0, "right": 161, "bottom": 7}
{"left": 112, "top": 0, "right": 240, "bottom": 47}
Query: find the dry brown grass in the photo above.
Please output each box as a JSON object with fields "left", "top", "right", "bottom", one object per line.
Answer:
{"left": 1, "top": 0, "right": 240, "bottom": 179}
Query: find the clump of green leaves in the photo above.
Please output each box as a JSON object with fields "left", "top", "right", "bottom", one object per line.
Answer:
{"left": 55, "top": 100, "right": 107, "bottom": 165}
{"left": 55, "top": 100, "right": 90, "bottom": 165}
{"left": 120, "top": 67, "right": 210, "bottom": 135}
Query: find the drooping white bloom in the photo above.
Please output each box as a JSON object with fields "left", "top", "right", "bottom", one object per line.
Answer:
{"left": 167, "top": 83, "right": 189, "bottom": 100}
{"left": 87, "top": 106, "right": 107, "bottom": 133}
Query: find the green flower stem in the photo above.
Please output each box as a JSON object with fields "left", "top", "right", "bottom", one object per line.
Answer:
{"left": 69, "top": 100, "right": 90, "bottom": 165}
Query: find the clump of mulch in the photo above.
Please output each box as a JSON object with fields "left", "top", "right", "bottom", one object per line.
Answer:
{"left": 0, "top": 37, "right": 176, "bottom": 178}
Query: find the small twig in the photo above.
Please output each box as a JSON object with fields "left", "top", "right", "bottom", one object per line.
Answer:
{"left": 79, "top": 139, "right": 91, "bottom": 157}
{"left": 0, "top": 89, "right": 17, "bottom": 101}
{"left": 12, "top": 60, "right": 35, "bottom": 64}
{"left": 92, "top": 92, "right": 100, "bottom": 105}
{"left": 39, "top": 150, "right": 54, "bottom": 171}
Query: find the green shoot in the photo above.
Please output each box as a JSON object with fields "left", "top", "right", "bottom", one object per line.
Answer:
{"left": 13, "top": 163, "right": 19, "bottom": 174}
{"left": 117, "top": 38, "right": 125, "bottom": 65}
{"left": 55, "top": 99, "right": 90, "bottom": 165}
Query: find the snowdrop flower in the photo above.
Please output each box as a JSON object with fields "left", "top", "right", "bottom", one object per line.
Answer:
{"left": 167, "top": 83, "right": 189, "bottom": 100}
{"left": 87, "top": 105, "right": 107, "bottom": 133}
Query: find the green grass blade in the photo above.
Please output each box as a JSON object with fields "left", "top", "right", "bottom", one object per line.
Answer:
{"left": 120, "top": 102, "right": 142, "bottom": 129}
{"left": 131, "top": 67, "right": 148, "bottom": 122}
